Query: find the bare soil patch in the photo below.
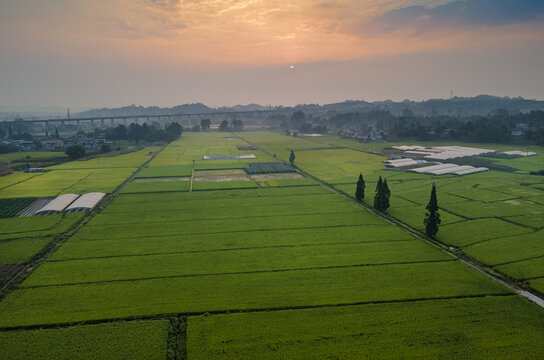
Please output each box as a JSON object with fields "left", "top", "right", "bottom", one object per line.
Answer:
{"left": 196, "top": 169, "right": 247, "bottom": 176}
{"left": 194, "top": 169, "right": 250, "bottom": 182}
{"left": 237, "top": 145, "right": 258, "bottom": 150}
{"left": 251, "top": 173, "right": 304, "bottom": 181}
{"left": 194, "top": 175, "right": 250, "bottom": 182}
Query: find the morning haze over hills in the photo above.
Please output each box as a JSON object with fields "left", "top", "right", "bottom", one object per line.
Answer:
{"left": 1, "top": 0, "right": 544, "bottom": 359}
{"left": 74, "top": 95, "right": 544, "bottom": 118}
{"left": 2, "top": 95, "right": 544, "bottom": 121}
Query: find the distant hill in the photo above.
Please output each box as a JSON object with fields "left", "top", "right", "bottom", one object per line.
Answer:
{"left": 75, "top": 95, "right": 544, "bottom": 118}
{"left": 75, "top": 103, "right": 216, "bottom": 118}
{"left": 218, "top": 104, "right": 268, "bottom": 112}
{"left": 303, "top": 96, "right": 544, "bottom": 117}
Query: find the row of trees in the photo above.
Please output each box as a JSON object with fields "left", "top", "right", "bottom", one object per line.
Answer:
{"left": 354, "top": 174, "right": 441, "bottom": 237}
{"left": 106, "top": 122, "right": 183, "bottom": 143}
{"left": 373, "top": 176, "right": 390, "bottom": 212}
{"left": 219, "top": 119, "right": 244, "bottom": 132}
{"left": 381, "top": 110, "right": 544, "bottom": 145}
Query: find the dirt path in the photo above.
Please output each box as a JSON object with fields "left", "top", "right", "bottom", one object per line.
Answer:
{"left": 190, "top": 161, "right": 195, "bottom": 192}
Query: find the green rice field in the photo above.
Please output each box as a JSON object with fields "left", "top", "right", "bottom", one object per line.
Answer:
{"left": 242, "top": 133, "right": 544, "bottom": 287}
{"left": 0, "top": 131, "right": 543, "bottom": 359}
{"left": 0, "top": 320, "right": 169, "bottom": 360}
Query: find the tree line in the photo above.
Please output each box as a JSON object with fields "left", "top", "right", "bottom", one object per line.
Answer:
{"left": 105, "top": 122, "right": 183, "bottom": 143}
{"left": 279, "top": 109, "right": 544, "bottom": 145}
{"left": 379, "top": 110, "right": 544, "bottom": 145}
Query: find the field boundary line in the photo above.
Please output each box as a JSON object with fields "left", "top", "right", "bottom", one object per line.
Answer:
{"left": 460, "top": 227, "right": 537, "bottom": 248}
{"left": 189, "top": 160, "right": 195, "bottom": 192}
{"left": 100, "top": 193, "right": 341, "bottom": 214}
{"left": 523, "top": 275, "right": 544, "bottom": 281}
{"left": 495, "top": 216, "right": 540, "bottom": 230}
{"left": 0, "top": 172, "right": 42, "bottom": 191}
{"left": 49, "top": 238, "right": 416, "bottom": 262}
{"left": 19, "top": 259, "right": 455, "bottom": 289}
{"left": 85, "top": 209, "right": 367, "bottom": 227}
{"left": 492, "top": 254, "right": 544, "bottom": 267}
{"left": 70, "top": 223, "right": 387, "bottom": 242}
{"left": 0, "top": 292, "right": 515, "bottom": 332}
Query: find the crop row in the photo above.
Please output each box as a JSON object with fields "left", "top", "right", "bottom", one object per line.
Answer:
{"left": 75, "top": 211, "right": 385, "bottom": 240}
{"left": 24, "top": 240, "right": 450, "bottom": 287}
{"left": 104, "top": 191, "right": 337, "bottom": 215}
{"left": 92, "top": 196, "right": 360, "bottom": 226}
{"left": 53, "top": 224, "right": 415, "bottom": 260}
{"left": 0, "top": 261, "right": 507, "bottom": 327}
{"left": 0, "top": 198, "right": 37, "bottom": 218}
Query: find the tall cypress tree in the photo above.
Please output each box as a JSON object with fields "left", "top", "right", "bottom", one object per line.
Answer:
{"left": 355, "top": 173, "right": 365, "bottom": 201}
{"left": 424, "top": 183, "right": 441, "bottom": 238}
{"left": 374, "top": 176, "right": 383, "bottom": 210}
{"left": 289, "top": 150, "right": 296, "bottom": 165}
{"left": 381, "top": 179, "right": 391, "bottom": 211}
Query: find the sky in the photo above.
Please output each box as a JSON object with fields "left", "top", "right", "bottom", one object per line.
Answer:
{"left": 1, "top": 0, "right": 543, "bottom": 109}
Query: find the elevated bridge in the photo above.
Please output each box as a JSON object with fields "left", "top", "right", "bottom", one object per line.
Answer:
{"left": 0, "top": 109, "right": 288, "bottom": 128}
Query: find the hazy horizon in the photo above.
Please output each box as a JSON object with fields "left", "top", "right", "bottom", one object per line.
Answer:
{"left": 1, "top": 0, "right": 544, "bottom": 108}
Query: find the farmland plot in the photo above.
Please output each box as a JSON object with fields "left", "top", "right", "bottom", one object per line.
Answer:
{"left": 0, "top": 320, "right": 169, "bottom": 360}
{"left": 0, "top": 261, "right": 507, "bottom": 327}
{"left": 0, "top": 147, "right": 156, "bottom": 198}
{"left": 1, "top": 132, "right": 544, "bottom": 359}
{"left": 46, "top": 147, "right": 158, "bottom": 170}
{"left": 0, "top": 168, "right": 135, "bottom": 198}
{"left": 52, "top": 225, "right": 414, "bottom": 260}
{"left": 187, "top": 296, "right": 544, "bottom": 360}
{"left": 267, "top": 134, "right": 544, "bottom": 285}
{"left": 0, "top": 213, "right": 84, "bottom": 241}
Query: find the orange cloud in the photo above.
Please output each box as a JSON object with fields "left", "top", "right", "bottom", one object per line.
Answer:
{"left": 2, "top": 0, "right": 543, "bottom": 68}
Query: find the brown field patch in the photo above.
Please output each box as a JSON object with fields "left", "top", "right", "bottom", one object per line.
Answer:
{"left": 250, "top": 173, "right": 304, "bottom": 181}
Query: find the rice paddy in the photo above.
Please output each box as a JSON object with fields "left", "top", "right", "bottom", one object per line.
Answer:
{"left": 0, "top": 131, "right": 543, "bottom": 359}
